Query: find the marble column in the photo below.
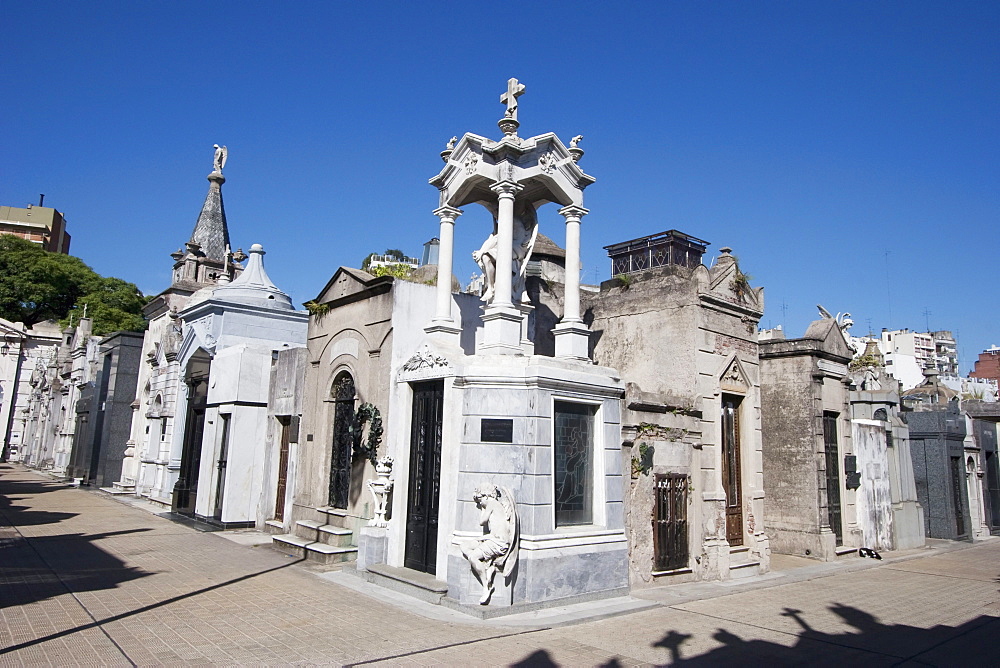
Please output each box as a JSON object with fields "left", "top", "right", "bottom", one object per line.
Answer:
{"left": 490, "top": 181, "right": 521, "bottom": 309}
{"left": 425, "top": 206, "right": 462, "bottom": 342}
{"left": 480, "top": 181, "right": 525, "bottom": 354}
{"left": 553, "top": 205, "right": 592, "bottom": 360}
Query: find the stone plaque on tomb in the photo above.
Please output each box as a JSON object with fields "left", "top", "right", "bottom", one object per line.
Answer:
{"left": 481, "top": 419, "right": 514, "bottom": 443}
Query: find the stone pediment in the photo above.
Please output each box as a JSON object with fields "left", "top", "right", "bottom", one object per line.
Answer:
{"left": 720, "top": 356, "right": 751, "bottom": 393}
{"left": 313, "top": 267, "right": 380, "bottom": 305}
{"left": 803, "top": 317, "right": 854, "bottom": 359}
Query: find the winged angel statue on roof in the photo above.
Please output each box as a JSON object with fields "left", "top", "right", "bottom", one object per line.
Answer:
{"left": 461, "top": 484, "right": 520, "bottom": 604}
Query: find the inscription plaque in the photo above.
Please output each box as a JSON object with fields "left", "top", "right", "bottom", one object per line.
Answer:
{"left": 481, "top": 418, "right": 514, "bottom": 443}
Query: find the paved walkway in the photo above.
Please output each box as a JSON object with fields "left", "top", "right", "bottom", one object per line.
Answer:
{"left": 1, "top": 463, "right": 998, "bottom": 666}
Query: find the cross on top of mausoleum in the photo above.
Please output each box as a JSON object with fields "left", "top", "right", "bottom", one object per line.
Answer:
{"left": 498, "top": 77, "right": 526, "bottom": 138}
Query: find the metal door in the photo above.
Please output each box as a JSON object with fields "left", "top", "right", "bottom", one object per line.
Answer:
{"left": 721, "top": 397, "right": 744, "bottom": 546}
{"left": 653, "top": 474, "right": 689, "bottom": 571}
{"left": 404, "top": 380, "right": 444, "bottom": 574}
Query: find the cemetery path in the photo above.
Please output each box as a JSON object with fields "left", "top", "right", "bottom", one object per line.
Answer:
{"left": 1, "top": 463, "right": 998, "bottom": 667}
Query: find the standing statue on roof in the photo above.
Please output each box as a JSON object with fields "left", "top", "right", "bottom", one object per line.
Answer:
{"left": 213, "top": 144, "right": 228, "bottom": 173}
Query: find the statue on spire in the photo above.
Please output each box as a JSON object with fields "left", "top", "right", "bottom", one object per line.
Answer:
{"left": 213, "top": 144, "right": 228, "bottom": 173}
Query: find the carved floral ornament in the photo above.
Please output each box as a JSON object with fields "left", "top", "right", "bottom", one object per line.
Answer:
{"left": 464, "top": 154, "right": 479, "bottom": 174}
{"left": 538, "top": 151, "right": 558, "bottom": 174}
{"left": 401, "top": 344, "right": 451, "bottom": 372}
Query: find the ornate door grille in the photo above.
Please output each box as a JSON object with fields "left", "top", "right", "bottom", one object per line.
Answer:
{"left": 653, "top": 474, "right": 689, "bottom": 571}
{"left": 404, "top": 380, "right": 444, "bottom": 574}
{"left": 823, "top": 412, "right": 843, "bottom": 545}
{"left": 328, "top": 373, "right": 356, "bottom": 509}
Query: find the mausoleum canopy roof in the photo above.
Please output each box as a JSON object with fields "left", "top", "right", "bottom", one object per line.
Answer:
{"left": 429, "top": 132, "right": 594, "bottom": 212}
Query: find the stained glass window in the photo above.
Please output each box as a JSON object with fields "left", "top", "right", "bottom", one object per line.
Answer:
{"left": 554, "top": 401, "right": 596, "bottom": 526}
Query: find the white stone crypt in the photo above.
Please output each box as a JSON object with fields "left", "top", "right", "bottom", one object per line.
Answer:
{"left": 356, "top": 79, "right": 629, "bottom": 610}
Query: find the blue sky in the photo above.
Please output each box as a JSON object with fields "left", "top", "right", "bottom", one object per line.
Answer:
{"left": 4, "top": 2, "right": 997, "bottom": 372}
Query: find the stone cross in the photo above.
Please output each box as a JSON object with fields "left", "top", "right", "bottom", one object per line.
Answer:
{"left": 500, "top": 78, "right": 525, "bottom": 121}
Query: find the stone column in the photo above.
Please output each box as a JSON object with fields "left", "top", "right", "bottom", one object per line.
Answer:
{"left": 425, "top": 206, "right": 462, "bottom": 342}
{"left": 490, "top": 181, "right": 521, "bottom": 309}
{"left": 553, "top": 205, "right": 592, "bottom": 360}
{"left": 479, "top": 181, "right": 525, "bottom": 354}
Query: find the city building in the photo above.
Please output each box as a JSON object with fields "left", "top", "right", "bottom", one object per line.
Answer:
{"left": 0, "top": 203, "right": 71, "bottom": 253}
{"left": 877, "top": 329, "right": 958, "bottom": 390}
{"left": 970, "top": 346, "right": 1000, "bottom": 386}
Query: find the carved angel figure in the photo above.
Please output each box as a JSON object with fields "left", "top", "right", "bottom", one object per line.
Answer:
{"left": 570, "top": 134, "right": 583, "bottom": 148}
{"left": 472, "top": 204, "right": 538, "bottom": 304}
{"left": 213, "top": 144, "right": 228, "bottom": 173}
{"left": 460, "top": 484, "right": 519, "bottom": 605}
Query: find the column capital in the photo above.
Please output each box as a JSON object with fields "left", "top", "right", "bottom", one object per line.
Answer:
{"left": 558, "top": 204, "right": 589, "bottom": 220}
{"left": 490, "top": 180, "right": 524, "bottom": 198}
{"left": 433, "top": 205, "right": 463, "bottom": 221}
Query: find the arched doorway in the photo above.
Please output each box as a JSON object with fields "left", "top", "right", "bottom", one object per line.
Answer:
{"left": 172, "top": 350, "right": 211, "bottom": 515}
{"left": 328, "top": 371, "right": 356, "bottom": 509}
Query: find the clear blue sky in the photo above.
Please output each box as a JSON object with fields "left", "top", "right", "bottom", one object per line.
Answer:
{"left": 4, "top": 2, "right": 997, "bottom": 373}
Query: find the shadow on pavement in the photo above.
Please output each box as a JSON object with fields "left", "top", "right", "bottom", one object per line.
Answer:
{"left": 652, "top": 603, "right": 998, "bottom": 665}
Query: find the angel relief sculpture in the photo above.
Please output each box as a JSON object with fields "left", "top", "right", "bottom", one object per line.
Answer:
{"left": 460, "top": 484, "right": 519, "bottom": 604}
{"left": 472, "top": 202, "right": 538, "bottom": 304}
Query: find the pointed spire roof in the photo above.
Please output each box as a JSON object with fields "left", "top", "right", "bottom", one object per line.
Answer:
{"left": 188, "top": 155, "right": 231, "bottom": 261}
{"left": 212, "top": 244, "right": 294, "bottom": 309}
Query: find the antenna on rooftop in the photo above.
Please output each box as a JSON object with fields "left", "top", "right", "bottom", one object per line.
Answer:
{"left": 923, "top": 307, "right": 932, "bottom": 332}
{"left": 780, "top": 301, "right": 788, "bottom": 329}
{"left": 39, "top": 194, "right": 45, "bottom": 206}
{"left": 884, "top": 250, "right": 893, "bottom": 329}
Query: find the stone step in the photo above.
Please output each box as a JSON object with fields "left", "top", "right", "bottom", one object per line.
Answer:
{"left": 728, "top": 559, "right": 761, "bottom": 580}
{"left": 294, "top": 520, "right": 353, "bottom": 546}
{"left": 263, "top": 519, "right": 286, "bottom": 535}
{"left": 361, "top": 563, "right": 449, "bottom": 605}
{"left": 271, "top": 534, "right": 358, "bottom": 565}
{"left": 316, "top": 506, "right": 352, "bottom": 529}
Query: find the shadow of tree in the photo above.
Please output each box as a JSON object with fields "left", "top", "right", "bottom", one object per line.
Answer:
{"left": 645, "top": 603, "right": 1000, "bottom": 666}
{"left": 0, "top": 473, "right": 153, "bottom": 610}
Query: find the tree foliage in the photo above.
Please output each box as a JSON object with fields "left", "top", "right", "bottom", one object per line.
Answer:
{"left": 60, "top": 277, "right": 149, "bottom": 336}
{"left": 0, "top": 235, "right": 148, "bottom": 335}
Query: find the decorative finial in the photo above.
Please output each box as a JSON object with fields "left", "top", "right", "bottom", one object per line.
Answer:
{"left": 441, "top": 136, "right": 458, "bottom": 163}
{"left": 570, "top": 135, "right": 583, "bottom": 148}
{"left": 232, "top": 247, "right": 248, "bottom": 263}
{"left": 498, "top": 77, "right": 525, "bottom": 138}
{"left": 212, "top": 144, "right": 228, "bottom": 174}
{"left": 568, "top": 135, "right": 584, "bottom": 162}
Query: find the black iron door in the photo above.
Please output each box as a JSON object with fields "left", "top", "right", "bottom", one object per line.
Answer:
{"left": 328, "top": 373, "right": 356, "bottom": 509}
{"left": 823, "top": 412, "right": 843, "bottom": 545}
{"left": 404, "top": 380, "right": 444, "bottom": 574}
{"left": 986, "top": 451, "right": 1000, "bottom": 530}
{"left": 721, "top": 396, "right": 744, "bottom": 546}
{"left": 172, "top": 378, "right": 207, "bottom": 515}
{"left": 653, "top": 473, "right": 689, "bottom": 571}
{"left": 950, "top": 456, "right": 967, "bottom": 537}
